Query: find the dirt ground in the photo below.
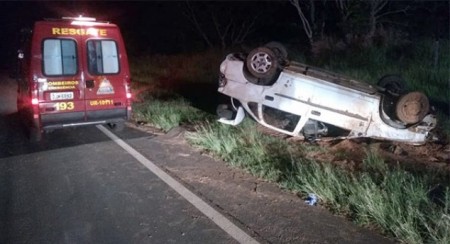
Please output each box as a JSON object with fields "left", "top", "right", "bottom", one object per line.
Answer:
{"left": 254, "top": 121, "right": 450, "bottom": 179}
{"left": 301, "top": 136, "right": 450, "bottom": 177}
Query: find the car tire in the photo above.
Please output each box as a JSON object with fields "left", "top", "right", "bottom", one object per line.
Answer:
{"left": 377, "top": 75, "right": 408, "bottom": 95}
{"left": 245, "top": 47, "right": 280, "bottom": 85}
{"left": 242, "top": 66, "right": 260, "bottom": 84}
{"left": 265, "top": 41, "right": 288, "bottom": 60}
{"left": 395, "top": 91, "right": 429, "bottom": 124}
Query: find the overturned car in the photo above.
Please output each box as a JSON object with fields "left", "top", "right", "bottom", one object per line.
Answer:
{"left": 217, "top": 42, "right": 436, "bottom": 144}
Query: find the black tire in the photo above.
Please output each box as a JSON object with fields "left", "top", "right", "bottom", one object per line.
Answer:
{"left": 242, "top": 66, "right": 260, "bottom": 84}
{"left": 377, "top": 75, "right": 408, "bottom": 95}
{"left": 108, "top": 122, "right": 125, "bottom": 132}
{"left": 29, "top": 126, "right": 42, "bottom": 142}
{"left": 25, "top": 112, "right": 42, "bottom": 142}
{"left": 265, "top": 41, "right": 288, "bottom": 60}
{"left": 246, "top": 47, "right": 279, "bottom": 81}
{"left": 16, "top": 87, "right": 24, "bottom": 113}
{"left": 395, "top": 91, "right": 429, "bottom": 124}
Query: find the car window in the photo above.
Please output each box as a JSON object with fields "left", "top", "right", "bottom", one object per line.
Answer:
{"left": 87, "top": 40, "right": 119, "bottom": 75}
{"left": 43, "top": 39, "right": 77, "bottom": 76}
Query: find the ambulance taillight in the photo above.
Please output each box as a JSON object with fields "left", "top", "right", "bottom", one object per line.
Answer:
{"left": 125, "top": 77, "right": 132, "bottom": 99}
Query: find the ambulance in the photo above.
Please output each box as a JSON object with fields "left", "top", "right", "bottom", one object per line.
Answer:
{"left": 16, "top": 16, "right": 132, "bottom": 141}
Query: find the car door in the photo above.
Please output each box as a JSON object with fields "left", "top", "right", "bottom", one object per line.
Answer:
{"left": 82, "top": 35, "right": 127, "bottom": 121}
{"left": 39, "top": 35, "right": 86, "bottom": 125}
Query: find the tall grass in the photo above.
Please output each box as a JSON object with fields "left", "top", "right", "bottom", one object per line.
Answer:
{"left": 186, "top": 119, "right": 292, "bottom": 180}
{"left": 133, "top": 97, "right": 211, "bottom": 132}
{"left": 186, "top": 120, "right": 450, "bottom": 243}
{"left": 292, "top": 160, "right": 449, "bottom": 243}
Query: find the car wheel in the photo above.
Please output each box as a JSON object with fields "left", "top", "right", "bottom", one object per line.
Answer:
{"left": 242, "top": 66, "right": 260, "bottom": 84}
{"left": 377, "top": 75, "right": 408, "bottom": 95}
{"left": 108, "top": 122, "right": 125, "bottom": 132}
{"left": 395, "top": 91, "right": 429, "bottom": 124}
{"left": 265, "top": 41, "right": 288, "bottom": 60}
{"left": 246, "top": 47, "right": 280, "bottom": 83}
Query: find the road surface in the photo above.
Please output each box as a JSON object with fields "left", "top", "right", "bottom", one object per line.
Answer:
{"left": 0, "top": 72, "right": 392, "bottom": 243}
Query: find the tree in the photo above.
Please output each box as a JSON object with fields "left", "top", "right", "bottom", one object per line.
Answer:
{"left": 365, "top": 0, "right": 409, "bottom": 45}
{"left": 289, "top": 0, "right": 325, "bottom": 46}
{"left": 182, "top": 1, "right": 259, "bottom": 50}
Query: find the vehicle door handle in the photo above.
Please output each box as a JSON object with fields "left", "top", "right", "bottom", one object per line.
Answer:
{"left": 86, "top": 80, "right": 95, "bottom": 88}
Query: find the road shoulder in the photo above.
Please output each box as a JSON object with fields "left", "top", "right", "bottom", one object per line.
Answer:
{"left": 126, "top": 125, "right": 393, "bottom": 243}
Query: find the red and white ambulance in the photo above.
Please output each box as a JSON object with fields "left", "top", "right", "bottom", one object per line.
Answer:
{"left": 16, "top": 16, "right": 132, "bottom": 141}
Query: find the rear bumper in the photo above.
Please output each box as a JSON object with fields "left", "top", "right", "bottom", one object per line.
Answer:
{"left": 41, "top": 108, "right": 127, "bottom": 130}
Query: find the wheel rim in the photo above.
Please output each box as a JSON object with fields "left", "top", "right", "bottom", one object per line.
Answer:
{"left": 396, "top": 92, "right": 429, "bottom": 124}
{"left": 400, "top": 99, "right": 423, "bottom": 119}
{"left": 250, "top": 52, "right": 273, "bottom": 74}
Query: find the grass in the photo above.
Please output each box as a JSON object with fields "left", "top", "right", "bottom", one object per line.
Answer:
{"left": 132, "top": 96, "right": 212, "bottom": 132}
{"left": 186, "top": 119, "right": 291, "bottom": 180}
{"left": 186, "top": 118, "right": 450, "bottom": 243}
{"left": 130, "top": 37, "right": 450, "bottom": 243}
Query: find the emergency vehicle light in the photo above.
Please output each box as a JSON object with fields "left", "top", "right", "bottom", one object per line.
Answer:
{"left": 62, "top": 16, "right": 96, "bottom": 22}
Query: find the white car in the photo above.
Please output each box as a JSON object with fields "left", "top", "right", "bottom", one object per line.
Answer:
{"left": 217, "top": 42, "right": 436, "bottom": 144}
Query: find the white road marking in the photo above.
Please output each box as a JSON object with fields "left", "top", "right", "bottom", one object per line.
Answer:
{"left": 97, "top": 125, "right": 259, "bottom": 244}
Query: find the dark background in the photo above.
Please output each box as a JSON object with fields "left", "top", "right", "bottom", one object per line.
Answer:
{"left": 0, "top": 0, "right": 448, "bottom": 69}
{"left": 0, "top": 1, "right": 295, "bottom": 63}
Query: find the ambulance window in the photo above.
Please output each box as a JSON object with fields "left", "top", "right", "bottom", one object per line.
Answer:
{"left": 43, "top": 39, "right": 77, "bottom": 76}
{"left": 87, "top": 40, "right": 119, "bottom": 75}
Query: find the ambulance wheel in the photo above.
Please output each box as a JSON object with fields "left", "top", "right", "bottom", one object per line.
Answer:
{"left": 108, "top": 122, "right": 125, "bottom": 132}
{"left": 395, "top": 91, "right": 429, "bottom": 124}
{"left": 29, "top": 127, "right": 42, "bottom": 142}
{"left": 16, "top": 98, "right": 23, "bottom": 113}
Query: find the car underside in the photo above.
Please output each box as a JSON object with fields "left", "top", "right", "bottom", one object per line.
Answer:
{"left": 217, "top": 42, "right": 436, "bottom": 145}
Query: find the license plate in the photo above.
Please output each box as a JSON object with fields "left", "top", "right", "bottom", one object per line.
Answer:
{"left": 50, "top": 92, "right": 74, "bottom": 101}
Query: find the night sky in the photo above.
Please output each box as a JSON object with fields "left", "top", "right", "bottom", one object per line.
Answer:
{"left": 0, "top": 1, "right": 448, "bottom": 70}
{"left": 0, "top": 1, "right": 295, "bottom": 67}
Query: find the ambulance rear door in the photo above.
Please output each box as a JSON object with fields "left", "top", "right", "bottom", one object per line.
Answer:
{"left": 80, "top": 24, "right": 128, "bottom": 123}
{"left": 34, "top": 21, "right": 86, "bottom": 127}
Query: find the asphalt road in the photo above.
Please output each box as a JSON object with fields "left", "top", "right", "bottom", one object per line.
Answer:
{"left": 0, "top": 73, "right": 244, "bottom": 243}
{"left": 0, "top": 126, "right": 240, "bottom": 243}
{"left": 0, "top": 72, "right": 392, "bottom": 243}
